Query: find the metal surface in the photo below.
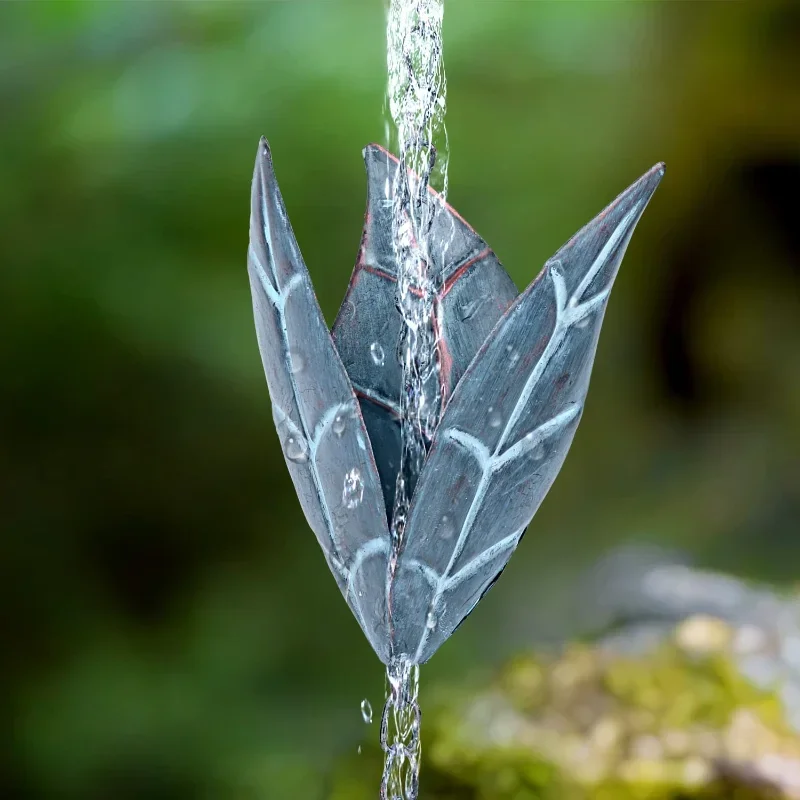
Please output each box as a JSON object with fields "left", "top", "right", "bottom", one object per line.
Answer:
{"left": 247, "top": 137, "right": 664, "bottom": 664}
{"left": 332, "top": 144, "right": 519, "bottom": 519}
{"left": 247, "top": 139, "right": 392, "bottom": 663}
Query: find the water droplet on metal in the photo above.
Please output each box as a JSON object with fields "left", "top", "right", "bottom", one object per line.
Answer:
{"left": 284, "top": 435, "right": 308, "bottom": 463}
{"left": 440, "top": 514, "right": 455, "bottom": 540}
{"left": 289, "top": 350, "right": 305, "bottom": 374}
{"left": 370, "top": 342, "right": 386, "bottom": 366}
{"left": 458, "top": 298, "right": 482, "bottom": 321}
{"left": 488, "top": 406, "right": 502, "bottom": 428}
{"left": 333, "top": 412, "right": 347, "bottom": 437}
{"left": 426, "top": 611, "right": 438, "bottom": 630}
{"left": 361, "top": 698, "right": 373, "bottom": 724}
{"left": 506, "top": 344, "right": 520, "bottom": 365}
{"left": 343, "top": 468, "right": 364, "bottom": 509}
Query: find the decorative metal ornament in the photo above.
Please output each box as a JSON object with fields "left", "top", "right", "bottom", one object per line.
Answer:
{"left": 247, "top": 137, "right": 664, "bottom": 665}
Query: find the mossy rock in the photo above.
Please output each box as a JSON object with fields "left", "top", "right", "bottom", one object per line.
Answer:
{"left": 332, "top": 616, "right": 800, "bottom": 799}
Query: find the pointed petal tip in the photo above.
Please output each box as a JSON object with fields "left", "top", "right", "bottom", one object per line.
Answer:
{"left": 635, "top": 160, "right": 665, "bottom": 186}
{"left": 634, "top": 162, "right": 666, "bottom": 211}
{"left": 639, "top": 161, "right": 666, "bottom": 195}
{"left": 610, "top": 161, "right": 665, "bottom": 219}
{"left": 256, "top": 137, "right": 275, "bottom": 175}
{"left": 253, "top": 138, "right": 278, "bottom": 201}
{"left": 647, "top": 161, "right": 666, "bottom": 186}
{"left": 362, "top": 143, "right": 396, "bottom": 165}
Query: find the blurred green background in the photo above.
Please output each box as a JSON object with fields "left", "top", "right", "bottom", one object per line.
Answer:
{"left": 1, "top": 1, "right": 799, "bottom": 798}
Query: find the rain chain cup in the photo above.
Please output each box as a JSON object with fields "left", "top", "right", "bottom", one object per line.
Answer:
{"left": 245, "top": 138, "right": 663, "bottom": 793}
{"left": 246, "top": 4, "right": 663, "bottom": 798}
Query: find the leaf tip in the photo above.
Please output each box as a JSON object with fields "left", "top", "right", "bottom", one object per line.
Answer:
{"left": 255, "top": 137, "right": 276, "bottom": 189}
{"left": 640, "top": 162, "right": 666, "bottom": 197}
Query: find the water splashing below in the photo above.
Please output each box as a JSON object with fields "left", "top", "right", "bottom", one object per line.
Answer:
{"left": 380, "top": 656, "right": 421, "bottom": 800}
{"left": 381, "top": 0, "right": 448, "bottom": 797}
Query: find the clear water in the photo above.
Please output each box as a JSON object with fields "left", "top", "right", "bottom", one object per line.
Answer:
{"left": 361, "top": 698, "right": 374, "bottom": 724}
{"left": 381, "top": 1, "right": 448, "bottom": 797}
{"left": 385, "top": 0, "right": 449, "bottom": 539}
{"left": 343, "top": 468, "right": 364, "bottom": 509}
{"left": 380, "top": 656, "right": 421, "bottom": 800}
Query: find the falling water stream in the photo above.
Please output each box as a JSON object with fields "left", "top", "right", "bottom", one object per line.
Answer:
{"left": 379, "top": 1, "right": 448, "bottom": 798}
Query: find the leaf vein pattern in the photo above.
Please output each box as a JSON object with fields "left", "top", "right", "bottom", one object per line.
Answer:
{"left": 251, "top": 179, "right": 343, "bottom": 562}
{"left": 412, "top": 204, "right": 641, "bottom": 661}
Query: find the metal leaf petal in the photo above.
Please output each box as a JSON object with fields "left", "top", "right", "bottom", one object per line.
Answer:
{"left": 331, "top": 144, "right": 519, "bottom": 520}
{"left": 391, "top": 162, "right": 666, "bottom": 663}
{"left": 247, "top": 138, "right": 393, "bottom": 662}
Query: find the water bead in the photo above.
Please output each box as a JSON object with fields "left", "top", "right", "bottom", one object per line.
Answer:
{"left": 506, "top": 344, "right": 520, "bottom": 365}
{"left": 343, "top": 468, "right": 365, "bottom": 509}
{"left": 289, "top": 350, "right": 305, "bottom": 374}
{"left": 440, "top": 515, "right": 455, "bottom": 540}
{"left": 333, "top": 412, "right": 347, "bottom": 437}
{"left": 370, "top": 342, "right": 386, "bottom": 367}
{"left": 458, "top": 298, "right": 481, "bottom": 321}
{"left": 360, "top": 698, "right": 373, "bottom": 724}
{"left": 284, "top": 434, "right": 308, "bottom": 463}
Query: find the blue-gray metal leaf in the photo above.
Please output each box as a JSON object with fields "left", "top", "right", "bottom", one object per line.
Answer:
{"left": 247, "top": 139, "right": 392, "bottom": 663}
{"left": 332, "top": 144, "right": 519, "bottom": 521}
{"left": 391, "top": 163, "right": 665, "bottom": 663}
